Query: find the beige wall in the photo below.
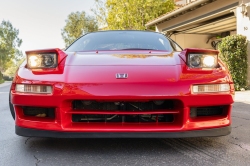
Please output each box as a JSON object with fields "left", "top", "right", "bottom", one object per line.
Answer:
{"left": 175, "top": 0, "right": 187, "bottom": 5}
{"left": 176, "top": 0, "right": 196, "bottom": 5}
{"left": 237, "top": 2, "right": 250, "bottom": 87}
{"left": 171, "top": 34, "right": 214, "bottom": 50}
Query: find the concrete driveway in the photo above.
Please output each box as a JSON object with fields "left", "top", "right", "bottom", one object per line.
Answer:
{"left": 0, "top": 81, "right": 250, "bottom": 166}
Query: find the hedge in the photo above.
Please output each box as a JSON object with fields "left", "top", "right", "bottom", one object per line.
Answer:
{"left": 218, "top": 35, "right": 248, "bottom": 90}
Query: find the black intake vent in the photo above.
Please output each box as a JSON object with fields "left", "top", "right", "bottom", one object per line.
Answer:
{"left": 23, "top": 107, "right": 55, "bottom": 118}
{"left": 190, "top": 106, "right": 224, "bottom": 117}
{"left": 72, "top": 114, "right": 174, "bottom": 123}
{"left": 72, "top": 100, "right": 174, "bottom": 111}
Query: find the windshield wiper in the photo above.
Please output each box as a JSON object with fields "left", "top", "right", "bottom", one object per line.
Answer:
{"left": 121, "top": 48, "right": 157, "bottom": 50}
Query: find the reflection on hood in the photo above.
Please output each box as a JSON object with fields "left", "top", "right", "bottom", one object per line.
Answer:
{"left": 111, "top": 52, "right": 174, "bottom": 59}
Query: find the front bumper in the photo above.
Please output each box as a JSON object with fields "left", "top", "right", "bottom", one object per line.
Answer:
{"left": 16, "top": 125, "right": 231, "bottom": 138}
{"left": 11, "top": 79, "right": 234, "bottom": 136}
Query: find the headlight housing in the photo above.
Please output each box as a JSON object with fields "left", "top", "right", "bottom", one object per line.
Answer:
{"left": 27, "top": 53, "right": 57, "bottom": 69}
{"left": 188, "top": 54, "right": 218, "bottom": 68}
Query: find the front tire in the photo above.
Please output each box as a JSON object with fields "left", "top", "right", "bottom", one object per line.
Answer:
{"left": 9, "top": 89, "right": 15, "bottom": 120}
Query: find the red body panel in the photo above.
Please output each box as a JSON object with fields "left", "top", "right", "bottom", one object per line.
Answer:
{"left": 11, "top": 49, "right": 234, "bottom": 133}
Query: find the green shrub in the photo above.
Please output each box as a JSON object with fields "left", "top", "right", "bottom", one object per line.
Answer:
{"left": 0, "top": 71, "right": 2, "bottom": 80}
{"left": 0, "top": 79, "right": 4, "bottom": 84}
{"left": 218, "top": 35, "right": 248, "bottom": 90}
{"left": 0, "top": 71, "right": 4, "bottom": 84}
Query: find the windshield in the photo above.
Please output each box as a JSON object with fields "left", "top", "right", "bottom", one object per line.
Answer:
{"left": 66, "top": 31, "right": 182, "bottom": 52}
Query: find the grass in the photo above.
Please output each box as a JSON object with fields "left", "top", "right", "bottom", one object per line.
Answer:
{"left": 0, "top": 79, "right": 5, "bottom": 84}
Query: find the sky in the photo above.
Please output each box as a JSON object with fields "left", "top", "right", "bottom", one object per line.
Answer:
{"left": 0, "top": 0, "right": 95, "bottom": 56}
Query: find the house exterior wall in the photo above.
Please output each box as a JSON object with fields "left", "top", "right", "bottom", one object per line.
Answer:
{"left": 175, "top": 0, "right": 187, "bottom": 5}
{"left": 236, "top": 2, "right": 250, "bottom": 87}
{"left": 155, "top": 26, "right": 162, "bottom": 33}
{"left": 175, "top": 0, "right": 185, "bottom": 5}
{"left": 175, "top": 0, "right": 196, "bottom": 5}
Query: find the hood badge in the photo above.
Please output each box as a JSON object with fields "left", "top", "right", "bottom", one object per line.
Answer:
{"left": 116, "top": 73, "right": 128, "bottom": 79}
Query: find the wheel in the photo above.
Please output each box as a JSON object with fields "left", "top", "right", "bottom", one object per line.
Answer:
{"left": 9, "top": 89, "right": 15, "bottom": 120}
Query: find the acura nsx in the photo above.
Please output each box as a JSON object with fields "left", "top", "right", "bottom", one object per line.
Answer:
{"left": 9, "top": 31, "right": 234, "bottom": 138}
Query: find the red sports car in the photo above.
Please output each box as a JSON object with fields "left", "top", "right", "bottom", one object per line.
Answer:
{"left": 9, "top": 31, "right": 235, "bottom": 138}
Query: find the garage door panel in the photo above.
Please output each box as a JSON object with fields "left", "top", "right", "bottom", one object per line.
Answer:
{"left": 197, "top": 23, "right": 237, "bottom": 33}
{"left": 180, "top": 16, "right": 236, "bottom": 34}
{"left": 186, "top": 19, "right": 236, "bottom": 33}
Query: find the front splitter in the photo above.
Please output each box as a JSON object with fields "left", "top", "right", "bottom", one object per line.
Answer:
{"left": 16, "top": 125, "right": 231, "bottom": 138}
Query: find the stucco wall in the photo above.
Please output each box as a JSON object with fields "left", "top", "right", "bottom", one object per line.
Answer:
{"left": 176, "top": 0, "right": 198, "bottom": 5}
{"left": 175, "top": 0, "right": 187, "bottom": 5}
{"left": 237, "top": 3, "right": 250, "bottom": 87}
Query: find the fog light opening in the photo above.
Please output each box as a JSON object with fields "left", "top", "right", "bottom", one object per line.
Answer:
{"left": 22, "top": 107, "right": 55, "bottom": 118}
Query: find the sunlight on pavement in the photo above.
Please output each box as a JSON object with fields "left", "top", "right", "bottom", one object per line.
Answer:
{"left": 235, "top": 91, "right": 250, "bottom": 103}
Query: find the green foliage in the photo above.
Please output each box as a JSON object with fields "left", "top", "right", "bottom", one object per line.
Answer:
{"left": 4, "top": 58, "right": 25, "bottom": 77}
{"left": 61, "top": 11, "right": 98, "bottom": 47}
{"left": 2, "top": 58, "right": 15, "bottom": 72}
{"left": 92, "top": 0, "right": 175, "bottom": 30}
{"left": 0, "top": 20, "right": 23, "bottom": 72}
{"left": 0, "top": 79, "right": 4, "bottom": 84}
{"left": 0, "top": 70, "right": 3, "bottom": 81}
{"left": 218, "top": 35, "right": 248, "bottom": 90}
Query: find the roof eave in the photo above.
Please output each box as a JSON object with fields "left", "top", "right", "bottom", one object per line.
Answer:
{"left": 145, "top": 0, "right": 211, "bottom": 27}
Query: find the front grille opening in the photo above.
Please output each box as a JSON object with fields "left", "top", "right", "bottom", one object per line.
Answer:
{"left": 72, "top": 114, "right": 174, "bottom": 123}
{"left": 22, "top": 107, "right": 55, "bottom": 118}
{"left": 72, "top": 100, "right": 174, "bottom": 111}
{"left": 190, "top": 106, "right": 224, "bottom": 117}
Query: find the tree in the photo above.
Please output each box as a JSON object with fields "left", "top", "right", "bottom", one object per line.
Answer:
{"left": 61, "top": 11, "right": 98, "bottom": 47}
{"left": 0, "top": 20, "right": 23, "bottom": 73}
{"left": 4, "top": 58, "right": 25, "bottom": 77}
{"left": 92, "top": 0, "right": 175, "bottom": 30}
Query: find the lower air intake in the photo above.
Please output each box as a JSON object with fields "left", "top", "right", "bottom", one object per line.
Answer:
{"left": 190, "top": 106, "right": 224, "bottom": 117}
{"left": 22, "top": 107, "right": 55, "bottom": 118}
{"left": 72, "top": 100, "right": 174, "bottom": 111}
{"left": 72, "top": 114, "right": 174, "bottom": 123}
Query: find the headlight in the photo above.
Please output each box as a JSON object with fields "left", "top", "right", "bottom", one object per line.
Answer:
{"left": 15, "top": 84, "right": 52, "bottom": 94}
{"left": 27, "top": 53, "right": 57, "bottom": 69}
{"left": 188, "top": 54, "right": 217, "bottom": 68}
{"left": 193, "top": 84, "right": 230, "bottom": 93}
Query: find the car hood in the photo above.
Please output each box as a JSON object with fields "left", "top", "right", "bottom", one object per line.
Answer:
{"left": 17, "top": 50, "right": 231, "bottom": 97}
{"left": 64, "top": 50, "right": 183, "bottom": 66}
